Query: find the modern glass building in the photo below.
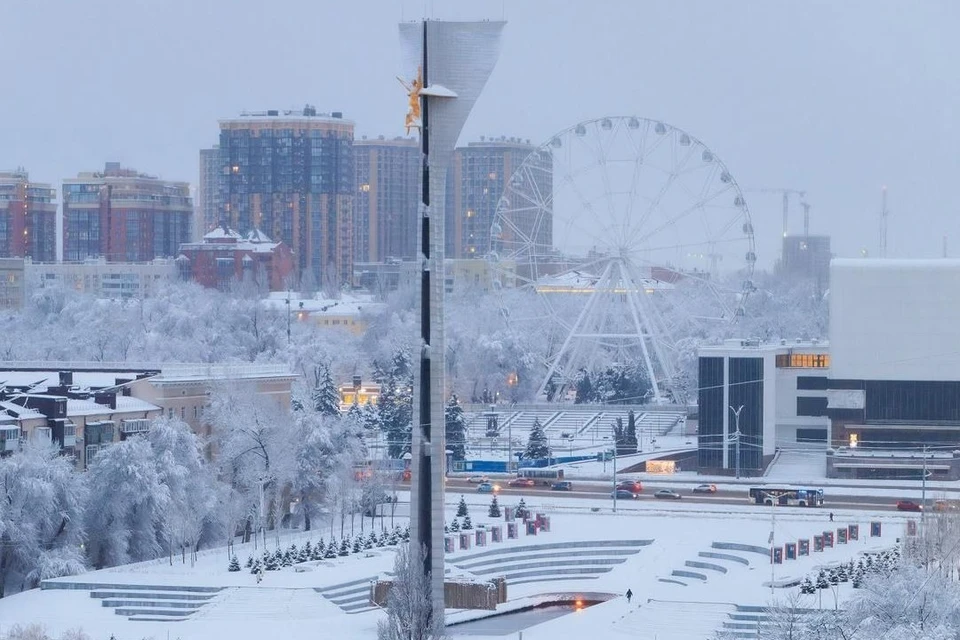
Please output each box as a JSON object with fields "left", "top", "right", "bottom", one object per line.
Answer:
{"left": 0, "top": 171, "right": 57, "bottom": 262}
{"left": 446, "top": 137, "right": 551, "bottom": 259}
{"left": 353, "top": 136, "right": 419, "bottom": 264}
{"left": 197, "top": 146, "right": 221, "bottom": 241}
{"left": 217, "top": 107, "right": 354, "bottom": 287}
{"left": 62, "top": 163, "right": 192, "bottom": 263}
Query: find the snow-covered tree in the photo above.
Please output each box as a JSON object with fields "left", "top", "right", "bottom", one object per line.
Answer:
{"left": 311, "top": 362, "right": 342, "bottom": 417}
{"left": 524, "top": 418, "right": 550, "bottom": 460}
{"left": 376, "top": 543, "right": 445, "bottom": 640}
{"left": 456, "top": 496, "right": 469, "bottom": 518}
{"left": 488, "top": 496, "right": 501, "bottom": 518}
{"left": 444, "top": 395, "right": 467, "bottom": 461}
{"left": 0, "top": 442, "right": 87, "bottom": 597}
{"left": 461, "top": 515, "right": 473, "bottom": 530}
{"left": 625, "top": 410, "right": 638, "bottom": 453}
{"left": 149, "top": 417, "right": 222, "bottom": 565}
{"left": 228, "top": 556, "right": 240, "bottom": 572}
{"left": 374, "top": 350, "right": 413, "bottom": 459}
{"left": 85, "top": 438, "right": 170, "bottom": 569}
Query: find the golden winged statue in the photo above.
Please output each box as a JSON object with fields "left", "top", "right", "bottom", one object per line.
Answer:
{"left": 397, "top": 66, "right": 423, "bottom": 134}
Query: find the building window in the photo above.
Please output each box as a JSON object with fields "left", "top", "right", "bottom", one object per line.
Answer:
{"left": 776, "top": 353, "right": 830, "bottom": 368}
{"left": 797, "top": 396, "right": 828, "bottom": 417}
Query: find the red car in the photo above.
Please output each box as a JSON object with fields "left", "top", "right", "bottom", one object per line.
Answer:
{"left": 508, "top": 478, "right": 536, "bottom": 488}
{"left": 896, "top": 500, "right": 922, "bottom": 512}
{"left": 616, "top": 480, "right": 643, "bottom": 494}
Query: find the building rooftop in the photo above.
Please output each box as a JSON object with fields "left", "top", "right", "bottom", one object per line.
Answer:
{"left": 699, "top": 338, "right": 829, "bottom": 353}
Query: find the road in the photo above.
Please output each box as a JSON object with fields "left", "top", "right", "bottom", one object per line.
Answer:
{"left": 398, "top": 478, "right": 908, "bottom": 512}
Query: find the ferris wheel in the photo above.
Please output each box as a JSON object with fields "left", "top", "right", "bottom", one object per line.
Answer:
{"left": 489, "top": 116, "right": 756, "bottom": 403}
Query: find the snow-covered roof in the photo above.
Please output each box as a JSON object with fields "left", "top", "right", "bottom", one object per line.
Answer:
{"left": 202, "top": 227, "right": 242, "bottom": 241}
{"left": 114, "top": 395, "right": 161, "bottom": 413}
{"left": 262, "top": 293, "right": 387, "bottom": 316}
{"left": 0, "top": 370, "right": 148, "bottom": 390}
{"left": 153, "top": 363, "right": 295, "bottom": 383}
{"left": 66, "top": 396, "right": 159, "bottom": 417}
{"left": 0, "top": 401, "right": 44, "bottom": 420}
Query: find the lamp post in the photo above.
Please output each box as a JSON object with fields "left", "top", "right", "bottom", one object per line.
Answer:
{"left": 285, "top": 289, "right": 291, "bottom": 344}
{"left": 612, "top": 440, "right": 618, "bottom": 514}
{"left": 729, "top": 405, "right": 744, "bottom": 479}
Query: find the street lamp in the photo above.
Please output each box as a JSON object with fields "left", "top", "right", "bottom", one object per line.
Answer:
{"left": 285, "top": 290, "right": 292, "bottom": 344}
{"left": 729, "top": 405, "right": 744, "bottom": 479}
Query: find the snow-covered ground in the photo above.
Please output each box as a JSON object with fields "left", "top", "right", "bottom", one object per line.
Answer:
{"left": 0, "top": 492, "right": 910, "bottom": 640}
{"left": 764, "top": 447, "right": 828, "bottom": 481}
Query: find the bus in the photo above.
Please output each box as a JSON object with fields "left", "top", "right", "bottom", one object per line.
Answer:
{"left": 517, "top": 468, "right": 565, "bottom": 485}
{"left": 748, "top": 486, "right": 824, "bottom": 507}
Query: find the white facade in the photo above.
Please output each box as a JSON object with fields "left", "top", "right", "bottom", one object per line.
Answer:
{"left": 25, "top": 258, "right": 176, "bottom": 300}
{"left": 830, "top": 259, "right": 960, "bottom": 382}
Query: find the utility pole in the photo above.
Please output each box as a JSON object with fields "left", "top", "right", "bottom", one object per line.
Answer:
{"left": 612, "top": 440, "right": 618, "bottom": 514}
{"left": 921, "top": 444, "right": 928, "bottom": 526}
{"left": 729, "top": 405, "right": 744, "bottom": 479}
{"left": 285, "top": 289, "right": 291, "bottom": 344}
{"left": 800, "top": 200, "right": 811, "bottom": 237}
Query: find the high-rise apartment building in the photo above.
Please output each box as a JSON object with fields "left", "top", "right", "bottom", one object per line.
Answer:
{"left": 62, "top": 163, "right": 192, "bottom": 262}
{"left": 197, "top": 146, "right": 221, "bottom": 241}
{"left": 446, "top": 137, "right": 551, "bottom": 259}
{"left": 0, "top": 170, "right": 57, "bottom": 262}
{"left": 354, "top": 136, "right": 420, "bottom": 263}
{"left": 218, "top": 107, "right": 354, "bottom": 287}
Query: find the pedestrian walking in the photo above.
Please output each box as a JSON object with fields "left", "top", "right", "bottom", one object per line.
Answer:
{"left": 829, "top": 512, "right": 834, "bottom": 522}
{"left": 626, "top": 588, "right": 633, "bottom": 603}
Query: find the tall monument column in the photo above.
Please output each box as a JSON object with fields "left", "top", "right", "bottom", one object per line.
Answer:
{"left": 400, "top": 19, "right": 505, "bottom": 619}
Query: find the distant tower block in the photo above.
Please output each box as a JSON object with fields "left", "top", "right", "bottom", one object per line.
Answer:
{"left": 399, "top": 19, "right": 505, "bottom": 619}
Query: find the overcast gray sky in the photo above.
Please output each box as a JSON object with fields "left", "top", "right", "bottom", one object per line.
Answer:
{"left": 1, "top": 0, "right": 957, "bottom": 266}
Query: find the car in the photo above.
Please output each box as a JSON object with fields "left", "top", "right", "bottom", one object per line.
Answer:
{"left": 476, "top": 482, "right": 500, "bottom": 494}
{"left": 616, "top": 480, "right": 643, "bottom": 494}
{"left": 692, "top": 484, "right": 718, "bottom": 494}
{"left": 896, "top": 500, "right": 922, "bottom": 512}
{"left": 551, "top": 481, "right": 573, "bottom": 491}
{"left": 611, "top": 489, "right": 638, "bottom": 500}
{"left": 508, "top": 477, "right": 536, "bottom": 488}
{"left": 654, "top": 489, "right": 682, "bottom": 500}
{"left": 934, "top": 499, "right": 954, "bottom": 512}
{"left": 466, "top": 475, "right": 489, "bottom": 484}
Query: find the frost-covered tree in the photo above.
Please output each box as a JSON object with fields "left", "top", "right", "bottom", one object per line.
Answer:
{"left": 0, "top": 442, "right": 87, "bottom": 598}
{"left": 525, "top": 418, "right": 550, "bottom": 460}
{"left": 311, "top": 362, "right": 342, "bottom": 417}
{"left": 149, "top": 417, "right": 222, "bottom": 565}
{"left": 456, "top": 496, "right": 469, "bottom": 518}
{"left": 85, "top": 438, "right": 170, "bottom": 569}
{"left": 444, "top": 395, "right": 466, "bottom": 461}
{"left": 488, "top": 496, "right": 501, "bottom": 518}
{"left": 377, "top": 543, "right": 446, "bottom": 640}
{"left": 374, "top": 350, "right": 413, "bottom": 458}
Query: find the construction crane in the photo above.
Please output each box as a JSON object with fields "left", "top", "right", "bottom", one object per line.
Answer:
{"left": 744, "top": 188, "right": 807, "bottom": 238}
{"left": 800, "top": 200, "right": 811, "bottom": 237}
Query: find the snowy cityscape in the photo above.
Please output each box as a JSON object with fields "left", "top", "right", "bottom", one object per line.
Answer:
{"left": 1, "top": 1, "right": 960, "bottom": 639}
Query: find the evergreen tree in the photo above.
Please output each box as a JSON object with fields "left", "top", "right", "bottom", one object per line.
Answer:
{"left": 451, "top": 519, "right": 461, "bottom": 532}
{"left": 445, "top": 394, "right": 467, "bottom": 461}
{"left": 228, "top": 555, "right": 241, "bottom": 572}
{"left": 302, "top": 541, "right": 313, "bottom": 563}
{"left": 324, "top": 540, "right": 339, "bottom": 559}
{"left": 488, "top": 495, "right": 502, "bottom": 518}
{"left": 264, "top": 551, "right": 278, "bottom": 571}
{"left": 816, "top": 569, "right": 829, "bottom": 591}
{"left": 339, "top": 537, "right": 351, "bottom": 556}
{"left": 444, "top": 522, "right": 450, "bottom": 534}
{"left": 625, "top": 410, "right": 639, "bottom": 453}
{"left": 366, "top": 531, "right": 377, "bottom": 549}
{"left": 462, "top": 515, "right": 473, "bottom": 530}
{"left": 457, "top": 495, "right": 469, "bottom": 518}
{"left": 376, "top": 530, "right": 387, "bottom": 547}
{"left": 352, "top": 536, "right": 363, "bottom": 554}
{"left": 388, "top": 528, "right": 399, "bottom": 546}
{"left": 282, "top": 549, "right": 293, "bottom": 567}
{"left": 574, "top": 368, "right": 594, "bottom": 404}
{"left": 515, "top": 498, "right": 528, "bottom": 519}
{"left": 245, "top": 555, "right": 254, "bottom": 569}
{"left": 800, "top": 576, "right": 815, "bottom": 594}
{"left": 312, "top": 362, "right": 342, "bottom": 417}
{"left": 525, "top": 419, "right": 551, "bottom": 460}
{"left": 403, "top": 525, "right": 410, "bottom": 541}
{"left": 272, "top": 549, "right": 284, "bottom": 569}
{"left": 313, "top": 540, "right": 325, "bottom": 560}
{"left": 828, "top": 569, "right": 840, "bottom": 585}
{"left": 375, "top": 350, "right": 414, "bottom": 458}
{"left": 250, "top": 559, "right": 262, "bottom": 575}
{"left": 613, "top": 417, "right": 628, "bottom": 456}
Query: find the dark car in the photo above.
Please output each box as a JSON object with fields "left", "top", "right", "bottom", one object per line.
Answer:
{"left": 692, "top": 484, "right": 718, "bottom": 494}
{"left": 611, "top": 489, "right": 638, "bottom": 500}
{"left": 896, "top": 500, "right": 922, "bottom": 512}
{"left": 551, "top": 481, "right": 573, "bottom": 491}
{"left": 616, "top": 480, "right": 643, "bottom": 494}
{"left": 654, "top": 489, "right": 682, "bottom": 500}
{"left": 508, "top": 477, "right": 536, "bottom": 488}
